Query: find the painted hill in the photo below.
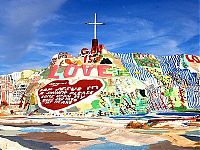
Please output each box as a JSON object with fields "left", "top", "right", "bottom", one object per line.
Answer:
{"left": 0, "top": 44, "right": 199, "bottom": 116}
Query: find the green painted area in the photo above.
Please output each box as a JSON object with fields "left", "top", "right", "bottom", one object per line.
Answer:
{"left": 114, "top": 98, "right": 120, "bottom": 104}
{"left": 164, "top": 88, "right": 173, "bottom": 97}
{"left": 57, "top": 67, "right": 65, "bottom": 73}
{"left": 66, "top": 106, "right": 79, "bottom": 112}
{"left": 174, "top": 106, "right": 187, "bottom": 112}
{"left": 134, "top": 56, "right": 160, "bottom": 68}
{"left": 40, "top": 68, "right": 50, "bottom": 79}
{"left": 135, "top": 97, "right": 147, "bottom": 113}
{"left": 91, "top": 100, "right": 101, "bottom": 109}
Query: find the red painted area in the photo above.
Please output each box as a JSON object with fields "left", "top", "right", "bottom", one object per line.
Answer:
{"left": 97, "top": 65, "right": 112, "bottom": 77}
{"left": 81, "top": 65, "right": 95, "bottom": 76}
{"left": 1, "top": 92, "right": 6, "bottom": 103}
{"left": 81, "top": 45, "right": 103, "bottom": 63}
{"left": 179, "top": 87, "right": 186, "bottom": 108}
{"left": 38, "top": 79, "right": 103, "bottom": 110}
{"left": 48, "top": 65, "right": 59, "bottom": 79}
{"left": 48, "top": 65, "right": 112, "bottom": 79}
{"left": 81, "top": 48, "right": 89, "bottom": 55}
{"left": 81, "top": 45, "right": 103, "bottom": 56}
{"left": 185, "top": 54, "right": 200, "bottom": 63}
{"left": 148, "top": 116, "right": 199, "bottom": 123}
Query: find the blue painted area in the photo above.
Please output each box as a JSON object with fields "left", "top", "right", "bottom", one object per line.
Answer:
{"left": 96, "top": 137, "right": 107, "bottom": 142}
{"left": 110, "top": 114, "right": 159, "bottom": 120}
{"left": 20, "top": 127, "right": 55, "bottom": 133}
{"left": 75, "top": 119, "right": 89, "bottom": 121}
{"left": 110, "top": 112, "right": 200, "bottom": 121}
{"left": 181, "top": 135, "right": 200, "bottom": 142}
{"left": 42, "top": 125, "right": 71, "bottom": 129}
{"left": 110, "top": 113, "right": 145, "bottom": 118}
{"left": 0, "top": 124, "right": 70, "bottom": 135}
{"left": 0, "top": 135, "right": 58, "bottom": 150}
{"left": 81, "top": 141, "right": 149, "bottom": 150}
{"left": 185, "top": 130, "right": 200, "bottom": 137}
{"left": 83, "top": 135, "right": 149, "bottom": 150}
{"left": 156, "top": 112, "right": 200, "bottom": 116}
{"left": 20, "top": 125, "right": 70, "bottom": 133}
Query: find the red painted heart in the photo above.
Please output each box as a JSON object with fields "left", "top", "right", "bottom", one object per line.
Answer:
{"left": 38, "top": 79, "right": 103, "bottom": 110}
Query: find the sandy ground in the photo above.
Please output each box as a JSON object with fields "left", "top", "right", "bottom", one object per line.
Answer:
{"left": 0, "top": 115, "right": 199, "bottom": 150}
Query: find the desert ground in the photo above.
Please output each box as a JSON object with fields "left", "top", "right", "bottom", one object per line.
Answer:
{"left": 0, "top": 112, "right": 199, "bottom": 150}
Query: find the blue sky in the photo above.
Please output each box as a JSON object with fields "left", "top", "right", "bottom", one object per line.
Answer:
{"left": 0, "top": 0, "right": 199, "bottom": 74}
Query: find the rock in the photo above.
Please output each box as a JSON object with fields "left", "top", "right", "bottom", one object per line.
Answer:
{"left": 126, "top": 121, "right": 150, "bottom": 129}
{"left": 43, "top": 122, "right": 60, "bottom": 126}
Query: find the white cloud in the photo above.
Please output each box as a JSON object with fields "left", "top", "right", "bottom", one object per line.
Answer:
{"left": 35, "top": 41, "right": 65, "bottom": 47}
{"left": 101, "top": 15, "right": 198, "bottom": 55}
{"left": 28, "top": 40, "right": 91, "bottom": 57}
{"left": 0, "top": 0, "right": 66, "bottom": 61}
{"left": 0, "top": 58, "right": 50, "bottom": 75}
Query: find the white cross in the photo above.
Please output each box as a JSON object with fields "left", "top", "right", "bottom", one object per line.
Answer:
{"left": 85, "top": 13, "right": 105, "bottom": 39}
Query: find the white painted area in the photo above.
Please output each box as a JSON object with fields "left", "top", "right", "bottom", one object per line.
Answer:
{"left": 0, "top": 137, "right": 31, "bottom": 150}
{"left": 0, "top": 125, "right": 21, "bottom": 131}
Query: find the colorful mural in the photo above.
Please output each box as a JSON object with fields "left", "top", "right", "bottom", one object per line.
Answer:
{"left": 0, "top": 45, "right": 199, "bottom": 116}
